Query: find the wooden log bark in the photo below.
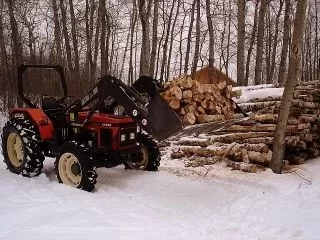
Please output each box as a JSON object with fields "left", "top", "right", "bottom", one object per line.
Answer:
{"left": 247, "top": 150, "right": 272, "bottom": 163}
{"left": 183, "top": 112, "right": 196, "bottom": 125}
{"left": 239, "top": 101, "right": 282, "bottom": 112}
{"left": 197, "top": 114, "right": 225, "bottom": 123}
{"left": 169, "top": 99, "right": 180, "bottom": 110}
{"left": 226, "top": 160, "right": 258, "bottom": 173}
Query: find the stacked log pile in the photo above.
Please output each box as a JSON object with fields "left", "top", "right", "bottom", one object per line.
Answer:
{"left": 161, "top": 76, "right": 241, "bottom": 125}
{"left": 166, "top": 81, "right": 320, "bottom": 172}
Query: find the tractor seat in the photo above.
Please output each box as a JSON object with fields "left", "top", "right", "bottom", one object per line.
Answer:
{"left": 42, "top": 96, "right": 61, "bottom": 111}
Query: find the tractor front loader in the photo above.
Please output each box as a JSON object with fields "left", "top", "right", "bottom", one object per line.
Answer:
{"left": 1, "top": 65, "right": 184, "bottom": 191}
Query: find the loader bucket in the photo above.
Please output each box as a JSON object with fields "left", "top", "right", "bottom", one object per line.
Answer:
{"left": 147, "top": 94, "right": 185, "bottom": 141}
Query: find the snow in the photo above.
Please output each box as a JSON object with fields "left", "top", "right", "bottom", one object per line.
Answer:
{"left": 234, "top": 84, "right": 284, "bottom": 104}
{"left": 1, "top": 148, "right": 320, "bottom": 239}
{"left": 1, "top": 90, "right": 320, "bottom": 240}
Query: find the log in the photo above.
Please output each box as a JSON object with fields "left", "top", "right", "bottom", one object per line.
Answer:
{"left": 182, "top": 89, "right": 193, "bottom": 99}
{"left": 184, "top": 156, "right": 223, "bottom": 167}
{"left": 250, "top": 113, "right": 276, "bottom": 122}
{"left": 239, "top": 101, "right": 282, "bottom": 112}
{"left": 226, "top": 160, "right": 258, "bottom": 173}
{"left": 177, "top": 77, "right": 193, "bottom": 89}
{"left": 169, "top": 99, "right": 180, "bottom": 110}
{"left": 197, "top": 114, "right": 226, "bottom": 123}
{"left": 197, "top": 105, "right": 206, "bottom": 114}
{"left": 211, "top": 132, "right": 275, "bottom": 143}
{"left": 170, "top": 86, "right": 182, "bottom": 100}
{"left": 183, "top": 112, "right": 196, "bottom": 125}
{"left": 224, "top": 123, "right": 310, "bottom": 132}
{"left": 247, "top": 150, "right": 272, "bottom": 163}
{"left": 292, "top": 100, "right": 320, "bottom": 109}
{"left": 177, "top": 139, "right": 211, "bottom": 147}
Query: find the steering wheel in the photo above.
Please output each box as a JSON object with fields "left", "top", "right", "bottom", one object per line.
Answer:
{"left": 57, "top": 96, "right": 77, "bottom": 109}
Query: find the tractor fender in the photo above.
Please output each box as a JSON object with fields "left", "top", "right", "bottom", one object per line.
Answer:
{"left": 9, "top": 108, "right": 54, "bottom": 141}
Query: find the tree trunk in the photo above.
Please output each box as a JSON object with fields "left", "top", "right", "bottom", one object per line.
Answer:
{"left": 254, "top": 0, "right": 268, "bottom": 85}
{"left": 100, "top": 0, "right": 108, "bottom": 75}
{"left": 184, "top": 0, "right": 196, "bottom": 75}
{"left": 205, "top": 0, "right": 215, "bottom": 84}
{"left": 92, "top": 0, "right": 101, "bottom": 83}
{"left": 270, "top": 0, "right": 308, "bottom": 173}
{"left": 191, "top": 0, "right": 201, "bottom": 78}
{"left": 138, "top": 0, "right": 152, "bottom": 76}
{"left": 237, "top": 0, "right": 245, "bottom": 86}
{"left": 60, "top": 0, "right": 74, "bottom": 82}
{"left": 166, "top": 0, "right": 181, "bottom": 81}
{"left": 245, "top": 0, "right": 259, "bottom": 86}
{"left": 0, "top": 0, "right": 9, "bottom": 92}
{"left": 52, "top": 0, "right": 63, "bottom": 65}
{"left": 6, "top": 0, "right": 24, "bottom": 107}
{"left": 128, "top": 1, "right": 137, "bottom": 84}
{"left": 68, "top": 0, "right": 82, "bottom": 94}
{"left": 160, "top": 1, "right": 176, "bottom": 80}
{"left": 269, "top": 0, "right": 284, "bottom": 83}
{"left": 278, "top": 0, "right": 291, "bottom": 86}
{"left": 150, "top": 0, "right": 158, "bottom": 78}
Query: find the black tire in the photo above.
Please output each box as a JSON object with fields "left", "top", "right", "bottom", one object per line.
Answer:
{"left": 125, "top": 134, "right": 160, "bottom": 171}
{"left": 55, "top": 142, "right": 97, "bottom": 192}
{"left": 1, "top": 118, "right": 45, "bottom": 177}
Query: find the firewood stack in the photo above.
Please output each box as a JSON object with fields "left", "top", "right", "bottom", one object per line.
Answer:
{"left": 166, "top": 81, "right": 320, "bottom": 172}
{"left": 161, "top": 76, "right": 241, "bottom": 125}
{"left": 234, "top": 80, "right": 320, "bottom": 164}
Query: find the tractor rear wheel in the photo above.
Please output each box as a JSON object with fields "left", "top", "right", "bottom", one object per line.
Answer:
{"left": 1, "top": 118, "right": 45, "bottom": 177}
{"left": 125, "top": 134, "right": 160, "bottom": 171}
{"left": 55, "top": 142, "right": 97, "bottom": 192}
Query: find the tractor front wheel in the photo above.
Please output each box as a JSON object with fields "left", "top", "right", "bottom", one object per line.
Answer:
{"left": 125, "top": 134, "right": 160, "bottom": 171}
{"left": 1, "top": 118, "right": 45, "bottom": 177}
{"left": 55, "top": 142, "right": 97, "bottom": 192}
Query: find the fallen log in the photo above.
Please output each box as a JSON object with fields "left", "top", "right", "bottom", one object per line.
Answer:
{"left": 226, "top": 160, "right": 258, "bottom": 173}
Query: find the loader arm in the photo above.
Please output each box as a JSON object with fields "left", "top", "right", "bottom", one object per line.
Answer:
{"left": 76, "top": 75, "right": 185, "bottom": 141}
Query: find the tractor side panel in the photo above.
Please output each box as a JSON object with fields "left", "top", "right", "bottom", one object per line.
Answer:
{"left": 10, "top": 108, "right": 54, "bottom": 141}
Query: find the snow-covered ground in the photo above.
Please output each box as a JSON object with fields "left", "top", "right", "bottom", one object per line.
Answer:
{"left": 1, "top": 87, "right": 320, "bottom": 240}
{"left": 1, "top": 152, "right": 320, "bottom": 240}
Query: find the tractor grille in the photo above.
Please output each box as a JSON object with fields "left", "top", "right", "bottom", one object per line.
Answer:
{"left": 100, "top": 129, "right": 112, "bottom": 148}
{"left": 119, "top": 128, "right": 137, "bottom": 147}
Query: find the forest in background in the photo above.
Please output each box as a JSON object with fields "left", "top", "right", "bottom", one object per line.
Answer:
{"left": 0, "top": 0, "right": 318, "bottom": 109}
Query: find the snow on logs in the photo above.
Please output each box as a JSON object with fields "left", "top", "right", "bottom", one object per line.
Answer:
{"left": 161, "top": 76, "right": 240, "bottom": 125}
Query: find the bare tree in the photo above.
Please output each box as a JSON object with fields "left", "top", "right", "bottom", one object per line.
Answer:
{"left": 270, "top": 0, "right": 308, "bottom": 173}
{"left": 150, "top": 0, "right": 159, "bottom": 78}
{"left": 52, "top": 0, "right": 63, "bottom": 65}
{"left": 184, "top": 0, "right": 196, "bottom": 75}
{"left": 160, "top": 0, "right": 176, "bottom": 80}
{"left": 245, "top": 0, "right": 259, "bottom": 86}
{"left": 205, "top": 0, "right": 215, "bottom": 83}
{"left": 237, "top": 0, "right": 246, "bottom": 86}
{"left": 278, "top": 0, "right": 292, "bottom": 86}
{"left": 138, "top": 0, "right": 152, "bottom": 76}
{"left": 191, "top": 0, "right": 201, "bottom": 78}
{"left": 60, "top": 0, "right": 74, "bottom": 80}
{"left": 254, "top": 0, "right": 268, "bottom": 85}
{"left": 269, "top": 0, "right": 284, "bottom": 83}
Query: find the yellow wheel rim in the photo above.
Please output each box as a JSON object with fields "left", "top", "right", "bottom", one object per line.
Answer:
{"left": 7, "top": 133, "right": 24, "bottom": 167}
{"left": 58, "top": 153, "right": 82, "bottom": 187}
{"left": 127, "top": 145, "right": 149, "bottom": 170}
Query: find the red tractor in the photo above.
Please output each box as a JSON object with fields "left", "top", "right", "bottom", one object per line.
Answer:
{"left": 1, "top": 65, "right": 184, "bottom": 191}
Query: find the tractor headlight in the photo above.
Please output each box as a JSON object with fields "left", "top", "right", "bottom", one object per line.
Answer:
{"left": 130, "top": 132, "right": 135, "bottom": 140}
{"left": 120, "top": 134, "right": 126, "bottom": 142}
